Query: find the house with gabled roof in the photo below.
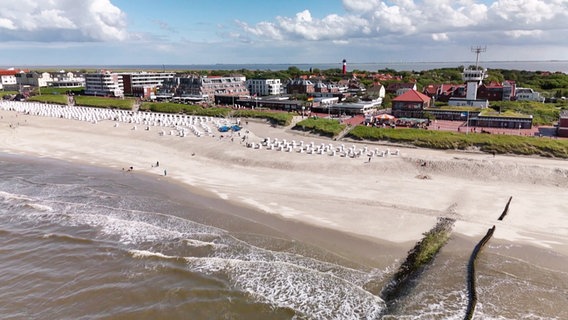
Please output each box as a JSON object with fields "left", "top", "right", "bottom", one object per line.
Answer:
{"left": 391, "top": 89, "right": 432, "bottom": 118}
{"left": 477, "top": 81, "right": 504, "bottom": 101}
{"left": 386, "top": 82, "right": 417, "bottom": 96}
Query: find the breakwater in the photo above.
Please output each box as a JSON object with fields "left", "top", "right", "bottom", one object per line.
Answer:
{"left": 381, "top": 217, "right": 455, "bottom": 310}
{"left": 464, "top": 197, "right": 512, "bottom": 319}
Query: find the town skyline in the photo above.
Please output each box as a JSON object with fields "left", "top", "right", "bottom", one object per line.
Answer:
{"left": 0, "top": 0, "right": 567, "bottom": 66}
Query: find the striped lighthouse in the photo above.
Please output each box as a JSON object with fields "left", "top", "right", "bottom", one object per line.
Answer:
{"left": 342, "top": 59, "right": 347, "bottom": 75}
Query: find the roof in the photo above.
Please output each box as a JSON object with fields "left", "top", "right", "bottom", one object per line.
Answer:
{"left": 392, "top": 89, "right": 431, "bottom": 103}
{"left": 0, "top": 70, "right": 18, "bottom": 76}
{"left": 386, "top": 82, "right": 416, "bottom": 91}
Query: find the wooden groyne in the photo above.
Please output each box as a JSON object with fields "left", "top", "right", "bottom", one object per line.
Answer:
{"left": 464, "top": 196, "right": 512, "bottom": 319}
{"left": 498, "top": 196, "right": 513, "bottom": 221}
{"left": 381, "top": 217, "right": 455, "bottom": 309}
{"left": 464, "top": 225, "right": 495, "bottom": 320}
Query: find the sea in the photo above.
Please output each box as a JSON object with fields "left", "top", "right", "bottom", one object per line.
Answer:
{"left": 11, "top": 60, "right": 568, "bottom": 73}
{"left": 1, "top": 153, "right": 567, "bottom": 320}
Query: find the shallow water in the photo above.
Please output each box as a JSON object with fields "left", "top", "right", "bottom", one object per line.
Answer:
{"left": 1, "top": 154, "right": 566, "bottom": 319}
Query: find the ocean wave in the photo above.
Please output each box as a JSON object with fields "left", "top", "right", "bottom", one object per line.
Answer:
{"left": 185, "top": 257, "right": 385, "bottom": 319}
{"left": 0, "top": 190, "right": 33, "bottom": 202}
{"left": 42, "top": 233, "right": 94, "bottom": 244}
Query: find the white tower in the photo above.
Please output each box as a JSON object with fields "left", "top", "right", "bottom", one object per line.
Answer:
{"left": 462, "top": 46, "right": 488, "bottom": 101}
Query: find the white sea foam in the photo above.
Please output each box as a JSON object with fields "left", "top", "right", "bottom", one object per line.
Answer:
{"left": 0, "top": 190, "right": 33, "bottom": 202}
{"left": 129, "top": 249, "right": 179, "bottom": 260}
{"left": 186, "top": 257, "right": 386, "bottom": 319}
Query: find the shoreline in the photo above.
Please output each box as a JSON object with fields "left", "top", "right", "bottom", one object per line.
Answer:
{"left": 1, "top": 107, "right": 567, "bottom": 265}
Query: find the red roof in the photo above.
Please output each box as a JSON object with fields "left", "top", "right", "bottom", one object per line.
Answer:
{"left": 0, "top": 70, "right": 18, "bottom": 76}
{"left": 392, "top": 89, "right": 431, "bottom": 103}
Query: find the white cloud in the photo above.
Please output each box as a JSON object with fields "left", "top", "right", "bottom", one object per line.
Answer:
{"left": 432, "top": 33, "right": 449, "bottom": 41}
{"left": 239, "top": 0, "right": 568, "bottom": 49}
{"left": 0, "top": 0, "right": 128, "bottom": 42}
{"left": 490, "top": 0, "right": 564, "bottom": 24}
{"left": 504, "top": 29, "right": 543, "bottom": 38}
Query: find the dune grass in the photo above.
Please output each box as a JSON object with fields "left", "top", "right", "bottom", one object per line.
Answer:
{"left": 293, "top": 118, "right": 346, "bottom": 137}
{"left": 347, "top": 126, "right": 568, "bottom": 158}
{"left": 232, "top": 110, "right": 294, "bottom": 126}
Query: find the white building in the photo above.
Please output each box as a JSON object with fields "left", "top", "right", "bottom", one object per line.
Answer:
{"left": 246, "top": 79, "right": 283, "bottom": 96}
{"left": 119, "top": 72, "right": 175, "bottom": 96}
{"left": 0, "top": 69, "right": 19, "bottom": 90}
{"left": 84, "top": 71, "right": 124, "bottom": 97}
{"left": 50, "top": 71, "right": 85, "bottom": 88}
{"left": 515, "top": 87, "right": 545, "bottom": 102}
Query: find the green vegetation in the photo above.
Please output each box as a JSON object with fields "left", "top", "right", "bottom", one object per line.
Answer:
{"left": 381, "top": 217, "right": 455, "bottom": 303}
{"left": 44, "top": 87, "right": 84, "bottom": 95}
{"left": 140, "top": 102, "right": 231, "bottom": 117}
{"left": 489, "top": 101, "right": 564, "bottom": 125}
{"left": 1, "top": 90, "right": 19, "bottom": 96}
{"left": 293, "top": 118, "right": 346, "bottom": 137}
{"left": 73, "top": 96, "right": 134, "bottom": 110}
{"left": 347, "top": 126, "right": 568, "bottom": 158}
{"left": 28, "top": 95, "right": 68, "bottom": 104}
{"left": 232, "top": 110, "right": 294, "bottom": 126}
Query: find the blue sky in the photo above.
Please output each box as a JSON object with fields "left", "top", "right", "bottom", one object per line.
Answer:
{"left": 0, "top": 0, "right": 566, "bottom": 66}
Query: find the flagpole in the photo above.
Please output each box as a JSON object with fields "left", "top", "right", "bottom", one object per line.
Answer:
{"left": 466, "top": 111, "right": 469, "bottom": 134}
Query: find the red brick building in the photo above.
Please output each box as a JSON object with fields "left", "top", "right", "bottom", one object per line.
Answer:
{"left": 558, "top": 110, "right": 568, "bottom": 137}
{"left": 392, "top": 89, "right": 432, "bottom": 118}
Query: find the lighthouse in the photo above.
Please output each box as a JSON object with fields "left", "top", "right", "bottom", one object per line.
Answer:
{"left": 342, "top": 59, "right": 347, "bottom": 75}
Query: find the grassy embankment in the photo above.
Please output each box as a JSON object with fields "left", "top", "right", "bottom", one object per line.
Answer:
{"left": 28, "top": 94, "right": 135, "bottom": 110}
{"left": 232, "top": 110, "right": 294, "bottom": 126}
{"left": 348, "top": 125, "right": 568, "bottom": 158}
{"left": 292, "top": 118, "right": 347, "bottom": 137}
{"left": 290, "top": 117, "right": 568, "bottom": 158}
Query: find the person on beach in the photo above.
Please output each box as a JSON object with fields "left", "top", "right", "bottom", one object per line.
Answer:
{"left": 164, "top": 169, "right": 167, "bottom": 176}
{"left": 156, "top": 161, "right": 159, "bottom": 167}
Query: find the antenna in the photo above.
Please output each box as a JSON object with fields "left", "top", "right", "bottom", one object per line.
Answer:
{"left": 471, "top": 46, "right": 486, "bottom": 70}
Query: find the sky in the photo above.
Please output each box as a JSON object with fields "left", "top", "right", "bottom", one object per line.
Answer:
{"left": 0, "top": 0, "right": 566, "bottom": 66}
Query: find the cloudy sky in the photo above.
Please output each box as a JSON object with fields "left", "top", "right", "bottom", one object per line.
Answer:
{"left": 0, "top": 0, "right": 566, "bottom": 66}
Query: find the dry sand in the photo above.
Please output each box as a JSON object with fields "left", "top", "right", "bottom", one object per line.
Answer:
{"left": 1, "top": 108, "right": 567, "bottom": 260}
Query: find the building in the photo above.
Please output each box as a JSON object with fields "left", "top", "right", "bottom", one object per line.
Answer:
{"left": 286, "top": 79, "right": 315, "bottom": 95}
{"left": 157, "top": 75, "right": 249, "bottom": 102}
{"left": 329, "top": 100, "right": 380, "bottom": 115}
{"left": 468, "top": 109, "right": 533, "bottom": 129}
{"left": 386, "top": 82, "right": 417, "bottom": 96}
{"left": 15, "top": 71, "right": 53, "bottom": 87}
{"left": 477, "top": 82, "right": 504, "bottom": 101}
{"left": 0, "top": 69, "right": 22, "bottom": 90}
{"left": 49, "top": 71, "right": 85, "bottom": 88}
{"left": 120, "top": 72, "right": 175, "bottom": 98}
{"left": 391, "top": 90, "right": 432, "bottom": 118}
{"left": 557, "top": 110, "right": 568, "bottom": 137}
{"left": 515, "top": 87, "right": 545, "bottom": 102}
{"left": 245, "top": 78, "right": 283, "bottom": 96}
{"left": 84, "top": 71, "right": 124, "bottom": 97}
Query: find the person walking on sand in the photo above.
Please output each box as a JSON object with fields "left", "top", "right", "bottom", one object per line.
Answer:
{"left": 164, "top": 169, "right": 167, "bottom": 176}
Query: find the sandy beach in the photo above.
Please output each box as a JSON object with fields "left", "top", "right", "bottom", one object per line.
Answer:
{"left": 1, "top": 104, "right": 567, "bottom": 261}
